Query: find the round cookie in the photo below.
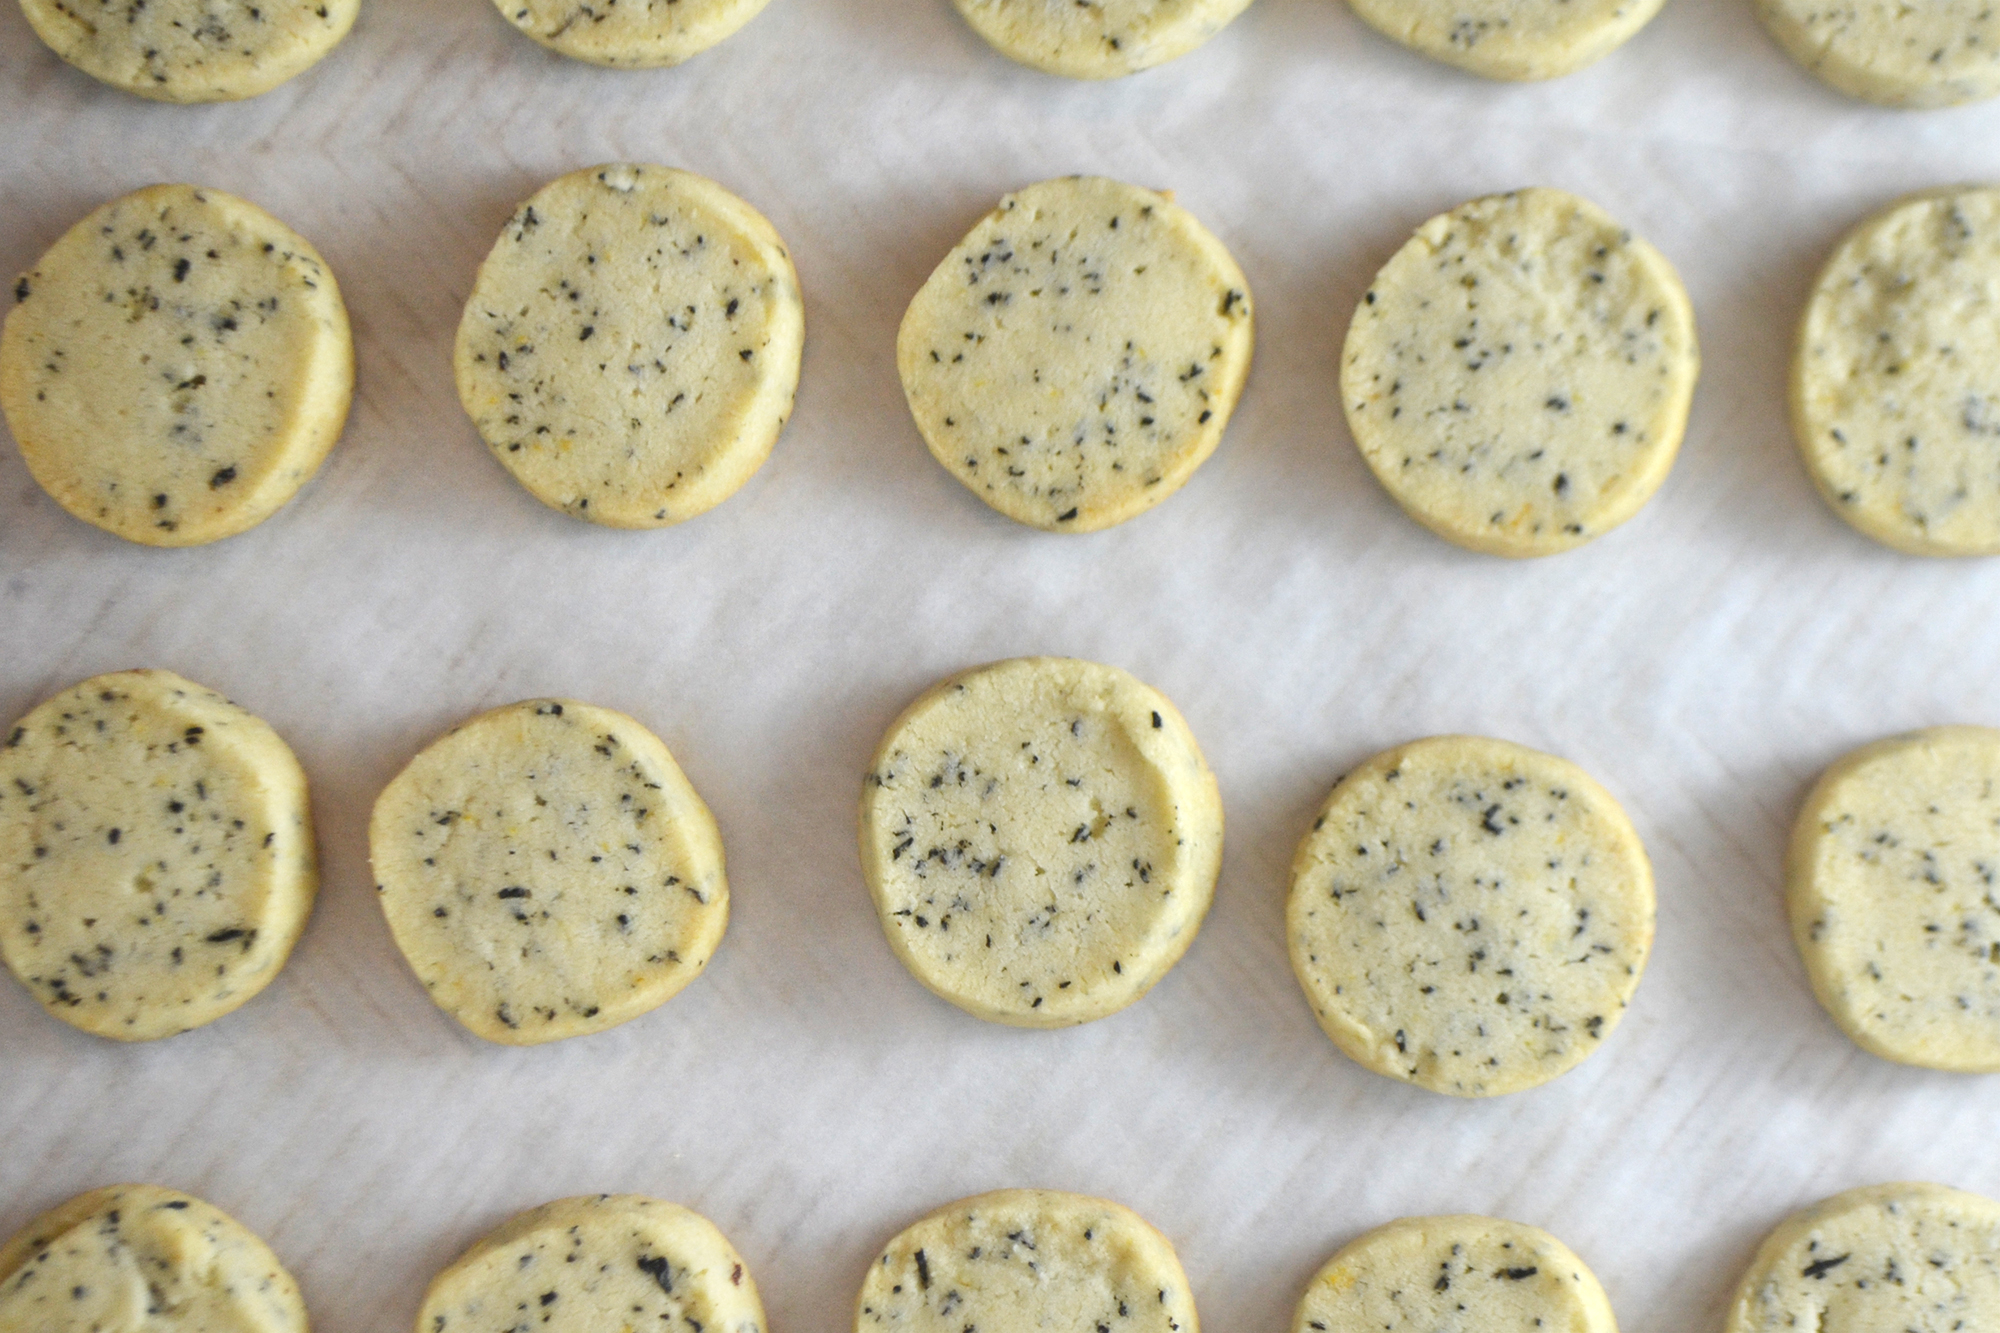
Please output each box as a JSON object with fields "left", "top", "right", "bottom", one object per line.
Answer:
{"left": 1345, "top": 0, "right": 1664, "bottom": 81}
{"left": 1341, "top": 188, "right": 1698, "bottom": 557}
{"left": 949, "top": 0, "right": 1255, "bottom": 78}
{"left": 417, "top": 1195, "right": 764, "bottom": 1333}
{"left": 0, "top": 1183, "right": 306, "bottom": 1331}
{"left": 855, "top": 1189, "right": 1198, "bottom": 1333}
{"left": 858, "top": 657, "right": 1222, "bottom": 1027}
{"left": 1293, "top": 1215, "right": 1618, "bottom": 1333}
{"left": 1287, "top": 735, "right": 1654, "bottom": 1096}
{"left": 370, "top": 698, "right": 728, "bottom": 1045}
{"left": 19, "top": 0, "right": 357, "bottom": 102}
{"left": 1754, "top": 1, "right": 2000, "bottom": 107}
{"left": 1, "top": 184, "right": 354, "bottom": 547}
{"left": 454, "top": 164, "right": 802, "bottom": 529}
{"left": 897, "top": 176, "right": 1253, "bottom": 533}
{"left": 1726, "top": 1183, "right": 2000, "bottom": 1333}
{"left": 1787, "top": 727, "right": 2000, "bottom": 1070}
{"left": 1793, "top": 188, "right": 2000, "bottom": 555}
{"left": 493, "top": 0, "right": 773, "bottom": 67}
{"left": 0, "top": 670, "right": 318, "bottom": 1042}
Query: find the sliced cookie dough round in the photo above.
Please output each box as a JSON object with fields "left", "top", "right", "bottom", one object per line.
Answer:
{"left": 856, "top": 1189, "right": 1197, "bottom": 1333}
{"left": 1346, "top": 0, "right": 1663, "bottom": 81}
{"left": 20, "top": 0, "right": 357, "bottom": 101}
{"left": 0, "top": 670, "right": 318, "bottom": 1042}
{"left": 1727, "top": 1183, "right": 2000, "bottom": 1333}
{"left": 418, "top": 1194, "right": 763, "bottom": 1333}
{"left": 1294, "top": 1215, "right": 1618, "bottom": 1333}
{"left": 1342, "top": 188, "right": 1697, "bottom": 557}
{"left": 493, "top": 0, "right": 773, "bottom": 67}
{"left": 1, "top": 184, "right": 354, "bottom": 547}
{"left": 1793, "top": 188, "right": 2000, "bottom": 555}
{"left": 1754, "top": 0, "right": 2000, "bottom": 107}
{"left": 859, "top": 657, "right": 1221, "bottom": 1027}
{"left": 454, "top": 164, "right": 802, "bottom": 529}
{"left": 1287, "top": 735, "right": 1653, "bottom": 1096}
{"left": 1787, "top": 727, "right": 2000, "bottom": 1070}
{"left": 370, "top": 698, "right": 728, "bottom": 1045}
{"left": 949, "top": 0, "right": 1255, "bottom": 78}
{"left": 897, "top": 176, "right": 1253, "bottom": 533}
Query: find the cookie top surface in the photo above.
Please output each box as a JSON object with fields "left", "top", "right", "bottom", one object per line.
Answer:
{"left": 1341, "top": 188, "right": 1697, "bottom": 557}
{"left": 454, "top": 164, "right": 803, "bottom": 528}
{"left": 1753, "top": 0, "right": 2000, "bottom": 106}
{"left": 1287, "top": 735, "right": 1654, "bottom": 1096}
{"left": 370, "top": 698, "right": 728, "bottom": 1045}
{"left": 948, "top": 0, "right": 1256, "bottom": 78}
{"left": 18, "top": 0, "right": 358, "bottom": 101}
{"left": 855, "top": 1189, "right": 1198, "bottom": 1333}
{"left": 1788, "top": 727, "right": 2000, "bottom": 1070}
{"left": 1293, "top": 1215, "right": 1618, "bottom": 1333}
{"left": 0, "top": 670, "right": 317, "bottom": 1042}
{"left": 0, "top": 1183, "right": 306, "bottom": 1332}
{"left": 896, "top": 176, "right": 1253, "bottom": 533}
{"left": 858, "top": 657, "right": 1222, "bottom": 1027}
{"left": 493, "top": 0, "right": 774, "bottom": 67}
{"left": 0, "top": 184, "right": 354, "bottom": 547}
{"left": 1793, "top": 188, "right": 2000, "bottom": 555}
{"left": 1345, "top": 0, "right": 1665, "bottom": 80}
{"left": 1726, "top": 1183, "right": 2000, "bottom": 1333}
{"left": 418, "top": 1194, "right": 764, "bottom": 1333}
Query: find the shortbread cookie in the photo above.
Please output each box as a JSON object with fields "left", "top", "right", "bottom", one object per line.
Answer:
{"left": 19, "top": 0, "right": 358, "bottom": 101}
{"left": 856, "top": 1189, "right": 1197, "bottom": 1333}
{"left": 455, "top": 164, "right": 802, "bottom": 528}
{"left": 1754, "top": 1, "right": 2000, "bottom": 107}
{"left": 1, "top": 184, "right": 354, "bottom": 547}
{"left": 898, "top": 176, "right": 1253, "bottom": 532}
{"left": 1788, "top": 728, "right": 2000, "bottom": 1070}
{"left": 950, "top": 0, "right": 1255, "bottom": 78}
{"left": 1793, "top": 188, "right": 2000, "bottom": 554}
{"left": 418, "top": 1195, "right": 763, "bottom": 1333}
{"left": 1294, "top": 1215, "right": 1617, "bottom": 1333}
{"left": 493, "top": 0, "right": 773, "bottom": 67}
{"left": 1727, "top": 1183, "right": 2000, "bottom": 1333}
{"left": 1288, "top": 735, "right": 1653, "bottom": 1096}
{"left": 370, "top": 698, "right": 727, "bottom": 1044}
{"left": 1342, "top": 188, "right": 1697, "bottom": 557}
{"left": 0, "top": 670, "right": 318, "bottom": 1041}
{"left": 0, "top": 1184, "right": 306, "bottom": 1331}
{"left": 1346, "top": 0, "right": 1664, "bottom": 80}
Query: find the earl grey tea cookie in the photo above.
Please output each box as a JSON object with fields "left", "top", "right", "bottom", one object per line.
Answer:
{"left": 1, "top": 184, "right": 354, "bottom": 547}
{"left": 19, "top": 0, "right": 358, "bottom": 101}
{"left": 370, "top": 698, "right": 728, "bottom": 1044}
{"left": 1345, "top": 0, "right": 1664, "bottom": 81}
{"left": 455, "top": 164, "right": 803, "bottom": 529}
{"left": 0, "top": 670, "right": 318, "bottom": 1041}
{"left": 897, "top": 176, "right": 1253, "bottom": 532}
{"left": 1754, "top": 0, "right": 2000, "bottom": 107}
{"left": 858, "top": 657, "right": 1222, "bottom": 1027}
{"left": 1288, "top": 735, "right": 1653, "bottom": 1096}
{"left": 949, "top": 0, "right": 1256, "bottom": 78}
{"left": 494, "top": 0, "right": 774, "bottom": 67}
{"left": 1342, "top": 188, "right": 1697, "bottom": 557}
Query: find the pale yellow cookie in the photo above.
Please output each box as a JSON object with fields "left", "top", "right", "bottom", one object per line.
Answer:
{"left": 950, "top": 0, "right": 1256, "bottom": 78}
{"left": 493, "top": 0, "right": 773, "bottom": 67}
{"left": 1754, "top": 0, "right": 2000, "bottom": 107}
{"left": 1346, "top": 0, "right": 1664, "bottom": 80}
{"left": 1, "top": 184, "right": 353, "bottom": 547}
{"left": 19, "top": 0, "right": 358, "bottom": 101}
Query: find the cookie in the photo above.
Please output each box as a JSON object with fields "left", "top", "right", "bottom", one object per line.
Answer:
{"left": 493, "top": 0, "right": 773, "bottom": 68}
{"left": 1793, "top": 187, "right": 2000, "bottom": 555}
{"left": 1754, "top": 1, "right": 2000, "bottom": 107}
{"left": 1287, "top": 735, "right": 1653, "bottom": 1096}
{"left": 897, "top": 176, "right": 1253, "bottom": 533}
{"left": 0, "top": 1183, "right": 306, "bottom": 1331}
{"left": 1, "top": 184, "right": 354, "bottom": 547}
{"left": 1341, "top": 188, "right": 1698, "bottom": 557}
{"left": 1726, "top": 1183, "right": 2000, "bottom": 1333}
{"left": 948, "top": 0, "right": 1255, "bottom": 78}
{"left": 1787, "top": 727, "right": 2000, "bottom": 1071}
{"left": 859, "top": 657, "right": 1222, "bottom": 1027}
{"left": 19, "top": 0, "right": 358, "bottom": 101}
{"left": 855, "top": 1189, "right": 1198, "bottom": 1333}
{"left": 370, "top": 698, "right": 728, "bottom": 1045}
{"left": 0, "top": 670, "right": 318, "bottom": 1042}
{"left": 454, "top": 164, "right": 802, "bottom": 529}
{"left": 417, "top": 1194, "right": 764, "bottom": 1333}
{"left": 1293, "top": 1215, "right": 1618, "bottom": 1333}
{"left": 1345, "top": 0, "right": 1664, "bottom": 81}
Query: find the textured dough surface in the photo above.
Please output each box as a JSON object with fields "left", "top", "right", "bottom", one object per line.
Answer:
{"left": 1345, "top": 0, "right": 1664, "bottom": 80}
{"left": 1, "top": 184, "right": 353, "bottom": 547}
{"left": 897, "top": 176, "right": 1252, "bottom": 532}
{"left": 1754, "top": 0, "right": 2000, "bottom": 107}
{"left": 1288, "top": 735, "right": 1653, "bottom": 1096}
{"left": 371, "top": 698, "right": 727, "bottom": 1045}
{"left": 493, "top": 0, "right": 773, "bottom": 67}
{"left": 0, "top": 670, "right": 317, "bottom": 1041}
{"left": 859, "top": 657, "right": 1221, "bottom": 1027}
{"left": 855, "top": 1189, "right": 1198, "bottom": 1333}
{"left": 1341, "top": 188, "right": 1697, "bottom": 557}
{"left": 1793, "top": 188, "right": 2000, "bottom": 555}
{"left": 417, "top": 1194, "right": 763, "bottom": 1333}
{"left": 1726, "top": 1183, "right": 2000, "bottom": 1333}
{"left": 0, "top": 1183, "right": 306, "bottom": 1332}
{"left": 1293, "top": 1215, "right": 1618, "bottom": 1333}
{"left": 455, "top": 164, "right": 802, "bottom": 528}
{"left": 18, "top": 0, "right": 357, "bottom": 101}
{"left": 949, "top": 0, "right": 1255, "bottom": 77}
{"left": 1788, "top": 727, "right": 2000, "bottom": 1070}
